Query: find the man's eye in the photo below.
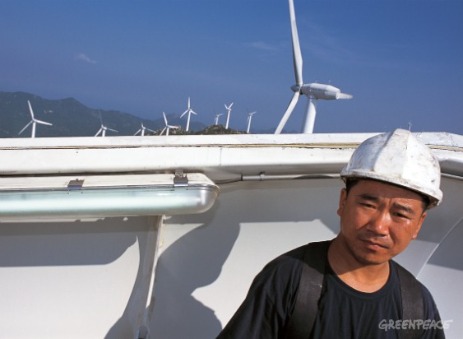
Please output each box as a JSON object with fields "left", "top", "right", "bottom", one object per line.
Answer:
{"left": 359, "top": 202, "right": 375, "bottom": 208}
{"left": 393, "top": 212, "right": 410, "bottom": 220}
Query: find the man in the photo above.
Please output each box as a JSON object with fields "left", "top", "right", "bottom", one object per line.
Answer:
{"left": 217, "top": 129, "right": 445, "bottom": 338}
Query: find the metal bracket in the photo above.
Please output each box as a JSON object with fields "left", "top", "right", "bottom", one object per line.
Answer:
{"left": 173, "top": 170, "right": 188, "bottom": 187}
{"left": 67, "top": 179, "right": 84, "bottom": 190}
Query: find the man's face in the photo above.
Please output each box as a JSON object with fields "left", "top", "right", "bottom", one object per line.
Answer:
{"left": 337, "top": 179, "right": 427, "bottom": 265}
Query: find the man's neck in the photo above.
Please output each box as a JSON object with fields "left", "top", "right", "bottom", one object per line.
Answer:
{"left": 328, "top": 237, "right": 390, "bottom": 293}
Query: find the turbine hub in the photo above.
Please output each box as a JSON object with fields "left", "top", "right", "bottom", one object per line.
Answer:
{"left": 291, "top": 84, "right": 301, "bottom": 93}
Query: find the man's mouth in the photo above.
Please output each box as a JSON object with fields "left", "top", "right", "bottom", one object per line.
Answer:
{"left": 361, "top": 239, "right": 389, "bottom": 250}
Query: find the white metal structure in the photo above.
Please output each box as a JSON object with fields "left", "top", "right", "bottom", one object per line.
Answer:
{"left": 180, "top": 97, "right": 197, "bottom": 132}
{"left": 160, "top": 112, "right": 179, "bottom": 136}
{"left": 18, "top": 100, "right": 53, "bottom": 138}
{"left": 224, "top": 102, "right": 233, "bottom": 129}
{"left": 275, "top": 0, "right": 352, "bottom": 134}
{"left": 0, "top": 132, "right": 461, "bottom": 338}
{"left": 134, "top": 123, "right": 155, "bottom": 136}
{"left": 246, "top": 111, "right": 257, "bottom": 133}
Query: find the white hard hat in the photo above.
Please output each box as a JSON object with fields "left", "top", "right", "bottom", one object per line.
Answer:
{"left": 340, "top": 129, "right": 443, "bottom": 208}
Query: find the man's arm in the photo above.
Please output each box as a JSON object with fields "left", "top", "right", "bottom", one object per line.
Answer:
{"left": 217, "top": 251, "right": 304, "bottom": 339}
{"left": 420, "top": 284, "right": 446, "bottom": 339}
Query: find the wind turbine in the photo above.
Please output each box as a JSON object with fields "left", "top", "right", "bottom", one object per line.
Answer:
{"left": 95, "top": 113, "right": 118, "bottom": 137}
{"left": 224, "top": 102, "right": 233, "bottom": 129}
{"left": 95, "top": 122, "right": 118, "bottom": 137}
{"left": 180, "top": 97, "right": 197, "bottom": 132}
{"left": 134, "top": 123, "right": 155, "bottom": 136}
{"left": 214, "top": 113, "right": 223, "bottom": 125}
{"left": 246, "top": 111, "right": 257, "bottom": 134}
{"left": 275, "top": 0, "right": 352, "bottom": 134}
{"left": 160, "top": 112, "right": 179, "bottom": 136}
{"left": 18, "top": 100, "right": 53, "bottom": 138}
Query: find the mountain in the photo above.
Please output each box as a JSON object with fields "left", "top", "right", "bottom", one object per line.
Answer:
{"left": 0, "top": 91, "right": 225, "bottom": 138}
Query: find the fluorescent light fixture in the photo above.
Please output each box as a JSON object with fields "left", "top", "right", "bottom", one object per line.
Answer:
{"left": 0, "top": 173, "right": 219, "bottom": 222}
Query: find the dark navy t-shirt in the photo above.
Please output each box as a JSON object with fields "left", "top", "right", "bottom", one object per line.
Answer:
{"left": 217, "top": 243, "right": 445, "bottom": 339}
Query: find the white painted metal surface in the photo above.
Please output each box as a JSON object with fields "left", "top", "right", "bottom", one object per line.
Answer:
{"left": 0, "top": 133, "right": 461, "bottom": 338}
{"left": 0, "top": 216, "right": 161, "bottom": 339}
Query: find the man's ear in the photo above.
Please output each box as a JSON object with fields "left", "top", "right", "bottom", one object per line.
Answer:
{"left": 337, "top": 188, "right": 347, "bottom": 217}
{"left": 412, "top": 211, "right": 427, "bottom": 239}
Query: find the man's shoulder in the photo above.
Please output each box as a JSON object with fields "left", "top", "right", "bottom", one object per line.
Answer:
{"left": 258, "top": 244, "right": 307, "bottom": 278}
{"left": 258, "top": 240, "right": 331, "bottom": 280}
{"left": 390, "top": 260, "right": 429, "bottom": 293}
{"left": 281, "top": 240, "right": 331, "bottom": 259}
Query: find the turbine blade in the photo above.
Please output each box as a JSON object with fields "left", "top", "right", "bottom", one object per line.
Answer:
{"left": 163, "top": 112, "right": 168, "bottom": 125}
{"left": 95, "top": 128, "right": 102, "bottom": 137}
{"left": 18, "top": 121, "right": 33, "bottom": 135}
{"left": 35, "top": 119, "right": 52, "bottom": 126}
{"left": 275, "top": 92, "right": 300, "bottom": 134}
{"left": 27, "top": 100, "right": 35, "bottom": 119}
{"left": 289, "top": 0, "right": 303, "bottom": 86}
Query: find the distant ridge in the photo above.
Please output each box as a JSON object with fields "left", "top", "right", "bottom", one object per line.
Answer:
{"left": 0, "top": 91, "right": 232, "bottom": 138}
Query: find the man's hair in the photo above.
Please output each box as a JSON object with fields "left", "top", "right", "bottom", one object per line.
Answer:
{"left": 344, "top": 178, "right": 430, "bottom": 211}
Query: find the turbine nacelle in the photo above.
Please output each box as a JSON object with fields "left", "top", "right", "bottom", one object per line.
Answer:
{"left": 292, "top": 83, "right": 353, "bottom": 100}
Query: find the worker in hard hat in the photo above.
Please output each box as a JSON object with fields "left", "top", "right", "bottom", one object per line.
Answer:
{"left": 218, "top": 129, "right": 446, "bottom": 338}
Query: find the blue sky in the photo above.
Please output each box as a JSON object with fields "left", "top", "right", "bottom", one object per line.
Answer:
{"left": 1, "top": 0, "right": 462, "bottom": 134}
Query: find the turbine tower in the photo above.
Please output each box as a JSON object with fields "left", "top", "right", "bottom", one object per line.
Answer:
{"left": 134, "top": 123, "right": 155, "bottom": 136}
{"left": 224, "top": 102, "right": 233, "bottom": 129}
{"left": 18, "top": 100, "right": 53, "bottom": 138}
{"left": 246, "top": 111, "right": 257, "bottom": 134}
{"left": 275, "top": 0, "right": 352, "bottom": 134}
{"left": 180, "top": 97, "right": 197, "bottom": 132}
{"left": 160, "top": 112, "right": 179, "bottom": 136}
{"left": 214, "top": 113, "right": 223, "bottom": 126}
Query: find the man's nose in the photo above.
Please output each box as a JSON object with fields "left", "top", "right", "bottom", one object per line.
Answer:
{"left": 366, "top": 210, "right": 390, "bottom": 236}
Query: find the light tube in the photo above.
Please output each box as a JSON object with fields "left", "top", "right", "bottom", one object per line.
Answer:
{"left": 0, "top": 173, "right": 219, "bottom": 222}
